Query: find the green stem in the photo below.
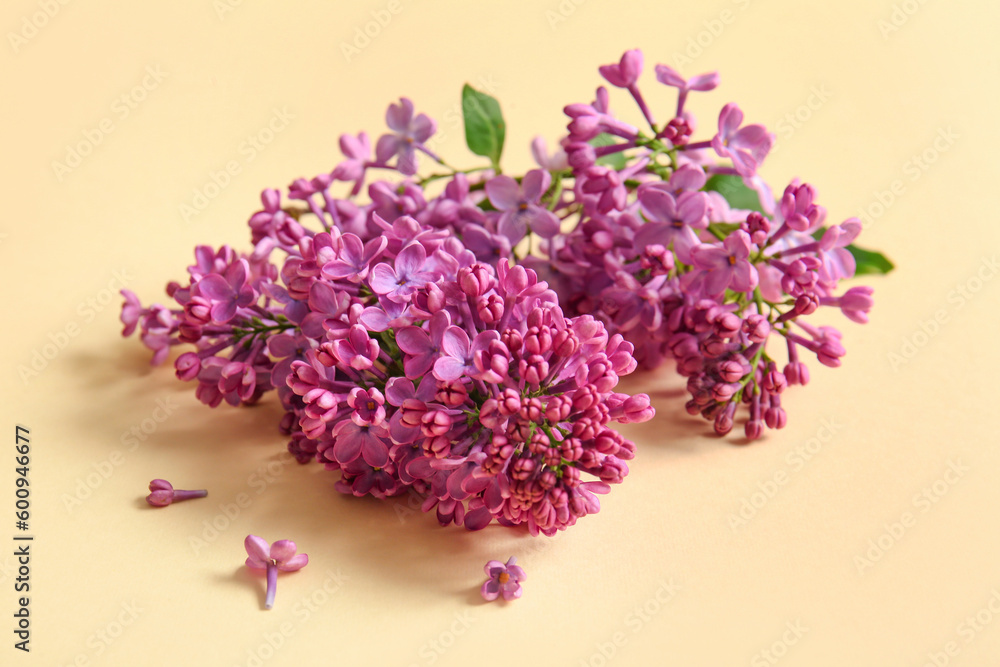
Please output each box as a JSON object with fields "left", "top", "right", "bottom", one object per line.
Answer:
{"left": 233, "top": 319, "right": 296, "bottom": 344}
{"left": 546, "top": 174, "right": 565, "bottom": 212}
{"left": 706, "top": 224, "right": 728, "bottom": 242}
{"left": 417, "top": 165, "right": 492, "bottom": 187}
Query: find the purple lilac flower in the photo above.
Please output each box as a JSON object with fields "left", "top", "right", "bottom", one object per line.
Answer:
{"left": 375, "top": 98, "right": 437, "bottom": 175}
{"left": 690, "top": 230, "right": 759, "bottom": 296}
{"left": 481, "top": 557, "right": 526, "bottom": 601}
{"left": 711, "top": 103, "right": 774, "bottom": 177}
{"left": 634, "top": 185, "right": 708, "bottom": 265}
{"left": 369, "top": 242, "right": 436, "bottom": 301}
{"left": 485, "top": 170, "right": 561, "bottom": 244}
{"left": 145, "top": 479, "right": 207, "bottom": 507}
{"left": 244, "top": 535, "right": 308, "bottom": 610}
{"left": 653, "top": 64, "right": 719, "bottom": 117}
{"left": 332, "top": 132, "right": 371, "bottom": 195}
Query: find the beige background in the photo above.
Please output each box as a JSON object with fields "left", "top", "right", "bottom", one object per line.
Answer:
{"left": 2, "top": 0, "right": 999, "bottom": 665}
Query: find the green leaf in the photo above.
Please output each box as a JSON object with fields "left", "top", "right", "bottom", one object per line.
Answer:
{"left": 589, "top": 133, "right": 627, "bottom": 170}
{"left": 462, "top": 84, "right": 506, "bottom": 170}
{"left": 847, "top": 244, "right": 895, "bottom": 275}
{"left": 710, "top": 222, "right": 742, "bottom": 236}
{"left": 703, "top": 174, "right": 764, "bottom": 213}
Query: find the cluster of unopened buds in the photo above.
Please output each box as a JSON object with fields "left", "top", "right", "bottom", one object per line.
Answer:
{"left": 122, "top": 49, "right": 888, "bottom": 535}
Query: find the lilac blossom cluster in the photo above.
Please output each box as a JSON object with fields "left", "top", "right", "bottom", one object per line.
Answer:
{"left": 123, "top": 49, "right": 887, "bottom": 515}
{"left": 121, "top": 92, "right": 652, "bottom": 533}
{"left": 520, "top": 50, "right": 882, "bottom": 439}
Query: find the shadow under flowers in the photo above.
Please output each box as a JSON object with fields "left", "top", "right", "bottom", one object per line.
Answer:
{"left": 68, "top": 336, "right": 729, "bottom": 600}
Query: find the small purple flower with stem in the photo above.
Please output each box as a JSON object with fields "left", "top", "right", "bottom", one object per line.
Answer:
{"left": 321, "top": 233, "right": 387, "bottom": 284}
{"left": 145, "top": 479, "right": 207, "bottom": 507}
{"left": 120, "top": 290, "right": 142, "bottom": 336}
{"left": 331, "top": 324, "right": 381, "bottom": 371}
{"left": 485, "top": 170, "right": 561, "bottom": 245}
{"left": 331, "top": 131, "right": 371, "bottom": 195}
{"left": 480, "top": 557, "right": 526, "bottom": 601}
{"left": 396, "top": 310, "right": 451, "bottom": 378}
{"left": 196, "top": 259, "right": 256, "bottom": 323}
{"left": 690, "top": 230, "right": 759, "bottom": 296}
{"left": 599, "top": 49, "right": 655, "bottom": 128}
{"left": 369, "top": 242, "right": 436, "bottom": 302}
{"left": 531, "top": 136, "right": 568, "bottom": 171}
{"left": 653, "top": 64, "right": 720, "bottom": 117}
{"left": 634, "top": 185, "right": 708, "bottom": 265}
{"left": 244, "top": 535, "right": 308, "bottom": 610}
{"left": 710, "top": 103, "right": 774, "bottom": 177}
{"left": 375, "top": 97, "right": 438, "bottom": 175}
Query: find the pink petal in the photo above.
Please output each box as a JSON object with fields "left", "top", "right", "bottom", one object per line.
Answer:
{"left": 361, "top": 436, "right": 389, "bottom": 468}
{"left": 441, "top": 326, "right": 471, "bottom": 358}
{"left": 333, "top": 429, "right": 363, "bottom": 463}
{"left": 496, "top": 212, "right": 528, "bottom": 245}
{"left": 148, "top": 479, "right": 172, "bottom": 492}
{"left": 501, "top": 583, "right": 522, "bottom": 601}
{"left": 598, "top": 64, "right": 627, "bottom": 88}
{"left": 309, "top": 281, "right": 345, "bottom": 315}
{"left": 521, "top": 169, "right": 551, "bottom": 203}
{"left": 197, "top": 274, "right": 233, "bottom": 301}
{"left": 718, "top": 103, "right": 744, "bottom": 138}
{"left": 375, "top": 134, "right": 400, "bottom": 164}
{"left": 395, "top": 327, "right": 430, "bottom": 355}
{"left": 394, "top": 242, "right": 427, "bottom": 279}
{"left": 669, "top": 164, "right": 707, "bottom": 191}
{"left": 690, "top": 245, "right": 730, "bottom": 271}
{"left": 269, "top": 540, "right": 298, "bottom": 563}
{"left": 485, "top": 175, "right": 521, "bottom": 211}
{"left": 638, "top": 188, "right": 677, "bottom": 223}
{"left": 211, "top": 300, "right": 238, "bottom": 324}
{"left": 411, "top": 114, "right": 436, "bottom": 143}
{"left": 464, "top": 506, "right": 493, "bottom": 530}
{"left": 385, "top": 97, "right": 414, "bottom": 132}
{"left": 433, "top": 356, "right": 466, "bottom": 382}
{"left": 676, "top": 191, "right": 707, "bottom": 225}
{"left": 838, "top": 219, "right": 863, "bottom": 246}
{"left": 731, "top": 261, "right": 758, "bottom": 292}
{"left": 225, "top": 259, "right": 248, "bottom": 289}
{"left": 704, "top": 267, "right": 732, "bottom": 295}
{"left": 481, "top": 579, "right": 500, "bottom": 601}
{"left": 244, "top": 535, "right": 270, "bottom": 563}
{"left": 368, "top": 264, "right": 400, "bottom": 295}
{"left": 688, "top": 71, "right": 720, "bottom": 91}
{"left": 278, "top": 553, "right": 309, "bottom": 572}
{"left": 525, "top": 208, "right": 560, "bottom": 239}
{"left": 654, "top": 64, "right": 685, "bottom": 88}
{"left": 619, "top": 49, "right": 643, "bottom": 84}
{"left": 245, "top": 557, "right": 267, "bottom": 571}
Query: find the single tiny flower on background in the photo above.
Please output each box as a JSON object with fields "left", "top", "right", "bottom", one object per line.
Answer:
{"left": 244, "top": 535, "right": 308, "bottom": 610}
{"left": 481, "top": 557, "right": 526, "bottom": 601}
{"left": 145, "top": 479, "right": 207, "bottom": 507}
{"left": 375, "top": 97, "right": 437, "bottom": 175}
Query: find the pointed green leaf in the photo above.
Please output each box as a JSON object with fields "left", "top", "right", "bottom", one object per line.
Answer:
{"left": 590, "top": 133, "right": 627, "bottom": 170}
{"left": 847, "top": 244, "right": 895, "bottom": 275}
{"left": 703, "top": 174, "right": 764, "bottom": 213}
{"left": 462, "top": 84, "right": 505, "bottom": 170}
